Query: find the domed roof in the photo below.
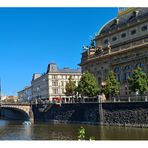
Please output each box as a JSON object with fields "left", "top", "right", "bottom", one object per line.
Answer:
{"left": 98, "top": 8, "right": 148, "bottom": 36}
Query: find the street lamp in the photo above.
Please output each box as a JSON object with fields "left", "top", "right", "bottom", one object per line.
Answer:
{"left": 136, "top": 90, "right": 139, "bottom": 101}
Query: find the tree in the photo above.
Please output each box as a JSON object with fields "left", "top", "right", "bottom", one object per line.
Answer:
{"left": 77, "top": 126, "right": 85, "bottom": 140}
{"left": 77, "top": 71, "right": 99, "bottom": 98}
{"left": 65, "top": 76, "right": 76, "bottom": 98}
{"left": 101, "top": 71, "right": 120, "bottom": 99}
{"left": 77, "top": 126, "right": 95, "bottom": 140}
{"left": 128, "top": 67, "right": 148, "bottom": 95}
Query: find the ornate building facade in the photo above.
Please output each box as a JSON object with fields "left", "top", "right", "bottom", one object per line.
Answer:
{"left": 80, "top": 8, "right": 148, "bottom": 97}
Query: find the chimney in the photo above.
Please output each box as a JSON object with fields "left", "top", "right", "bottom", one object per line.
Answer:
{"left": 32, "top": 73, "right": 41, "bottom": 81}
{"left": 46, "top": 63, "right": 58, "bottom": 73}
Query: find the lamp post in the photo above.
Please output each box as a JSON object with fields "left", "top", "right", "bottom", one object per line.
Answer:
{"left": 136, "top": 91, "right": 139, "bottom": 102}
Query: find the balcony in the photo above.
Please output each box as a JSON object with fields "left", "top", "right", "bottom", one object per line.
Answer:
{"left": 81, "top": 38, "right": 148, "bottom": 65}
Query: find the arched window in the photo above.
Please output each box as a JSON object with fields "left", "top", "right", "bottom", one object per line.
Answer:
{"left": 114, "top": 66, "right": 120, "bottom": 73}
{"left": 114, "top": 66, "right": 121, "bottom": 82}
{"left": 124, "top": 65, "right": 132, "bottom": 71}
{"left": 124, "top": 65, "right": 133, "bottom": 81}
{"left": 136, "top": 63, "right": 144, "bottom": 72}
{"left": 136, "top": 63, "right": 144, "bottom": 68}
{"left": 98, "top": 77, "right": 101, "bottom": 84}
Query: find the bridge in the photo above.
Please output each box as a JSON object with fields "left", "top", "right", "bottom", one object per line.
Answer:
{"left": 0, "top": 103, "right": 34, "bottom": 123}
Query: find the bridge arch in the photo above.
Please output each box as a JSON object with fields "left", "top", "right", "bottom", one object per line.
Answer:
{"left": 1, "top": 104, "right": 34, "bottom": 122}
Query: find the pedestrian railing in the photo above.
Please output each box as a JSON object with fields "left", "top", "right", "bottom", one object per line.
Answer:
{"left": 102, "top": 95, "right": 148, "bottom": 103}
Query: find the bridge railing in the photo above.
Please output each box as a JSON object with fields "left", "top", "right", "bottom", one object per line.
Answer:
{"left": 1, "top": 102, "right": 31, "bottom": 106}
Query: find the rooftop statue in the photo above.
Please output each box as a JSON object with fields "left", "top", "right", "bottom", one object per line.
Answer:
{"left": 95, "top": 46, "right": 104, "bottom": 55}
{"left": 82, "top": 45, "right": 89, "bottom": 51}
{"left": 108, "top": 42, "right": 111, "bottom": 54}
{"left": 90, "top": 40, "right": 95, "bottom": 49}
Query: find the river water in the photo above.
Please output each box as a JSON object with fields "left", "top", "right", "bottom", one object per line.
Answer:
{"left": 0, "top": 119, "right": 148, "bottom": 140}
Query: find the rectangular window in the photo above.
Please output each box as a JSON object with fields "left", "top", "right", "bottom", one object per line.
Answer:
{"left": 141, "top": 25, "right": 147, "bottom": 31}
{"left": 53, "top": 89, "right": 58, "bottom": 94}
{"left": 124, "top": 73, "right": 128, "bottom": 81}
{"left": 61, "top": 81, "right": 64, "bottom": 86}
{"left": 112, "top": 36, "right": 117, "bottom": 41}
{"left": 52, "top": 75, "right": 57, "bottom": 79}
{"left": 62, "top": 89, "right": 65, "bottom": 94}
{"left": 116, "top": 74, "right": 120, "bottom": 82}
{"left": 65, "top": 75, "right": 69, "bottom": 79}
{"left": 52, "top": 81, "right": 58, "bottom": 86}
{"left": 121, "top": 33, "right": 126, "bottom": 38}
{"left": 128, "top": 72, "right": 132, "bottom": 78}
{"left": 104, "top": 39, "right": 108, "bottom": 44}
{"left": 131, "top": 29, "right": 136, "bottom": 35}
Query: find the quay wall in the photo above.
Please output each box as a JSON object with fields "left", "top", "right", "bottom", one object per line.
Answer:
{"left": 1, "top": 102, "right": 148, "bottom": 127}
{"left": 32, "top": 102, "right": 148, "bottom": 127}
{"left": 32, "top": 103, "right": 100, "bottom": 124}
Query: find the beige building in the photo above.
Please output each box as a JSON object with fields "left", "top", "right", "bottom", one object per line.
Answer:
{"left": 80, "top": 8, "right": 148, "bottom": 98}
{"left": 3, "top": 96, "right": 18, "bottom": 103}
{"left": 31, "top": 63, "right": 81, "bottom": 101}
{"left": 18, "top": 63, "right": 81, "bottom": 102}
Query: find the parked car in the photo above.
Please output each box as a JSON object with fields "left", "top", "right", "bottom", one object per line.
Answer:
{"left": 52, "top": 97, "right": 62, "bottom": 103}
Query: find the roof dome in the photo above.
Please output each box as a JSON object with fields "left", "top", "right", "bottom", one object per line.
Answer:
{"left": 98, "top": 8, "right": 148, "bottom": 36}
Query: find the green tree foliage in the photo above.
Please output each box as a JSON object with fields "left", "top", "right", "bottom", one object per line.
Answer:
{"left": 77, "top": 71, "right": 99, "bottom": 97}
{"left": 102, "top": 71, "right": 120, "bottom": 99}
{"left": 77, "top": 126, "right": 85, "bottom": 140}
{"left": 128, "top": 67, "right": 148, "bottom": 95}
{"left": 65, "top": 76, "right": 76, "bottom": 97}
{"left": 77, "top": 126, "right": 95, "bottom": 140}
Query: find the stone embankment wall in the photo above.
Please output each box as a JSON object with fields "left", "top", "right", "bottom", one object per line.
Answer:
{"left": 32, "top": 102, "right": 148, "bottom": 127}
{"left": 33, "top": 103, "right": 100, "bottom": 124}
{"left": 103, "top": 102, "right": 148, "bottom": 127}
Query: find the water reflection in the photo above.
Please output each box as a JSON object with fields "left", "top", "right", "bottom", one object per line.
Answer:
{"left": 0, "top": 119, "right": 9, "bottom": 127}
{"left": 1, "top": 119, "right": 148, "bottom": 140}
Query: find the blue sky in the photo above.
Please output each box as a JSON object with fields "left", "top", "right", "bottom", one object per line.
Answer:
{"left": 0, "top": 8, "right": 117, "bottom": 95}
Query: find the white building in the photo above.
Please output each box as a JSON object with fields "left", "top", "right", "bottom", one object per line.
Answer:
{"left": 31, "top": 63, "right": 81, "bottom": 101}
{"left": 18, "top": 63, "right": 81, "bottom": 102}
{"left": 1, "top": 95, "right": 7, "bottom": 101}
{"left": 18, "top": 86, "right": 32, "bottom": 102}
